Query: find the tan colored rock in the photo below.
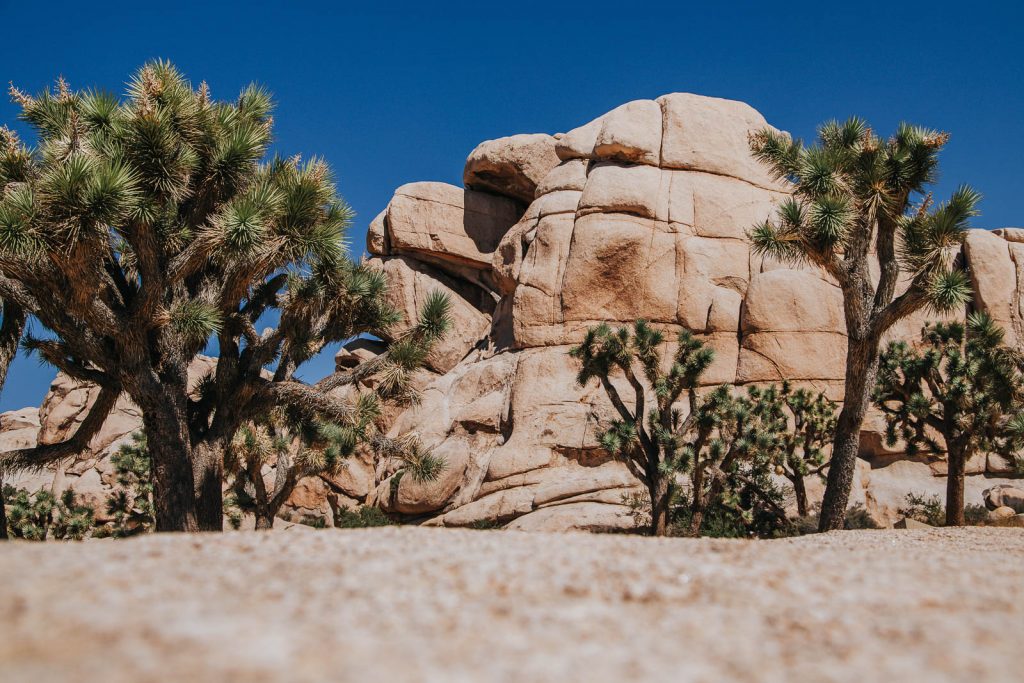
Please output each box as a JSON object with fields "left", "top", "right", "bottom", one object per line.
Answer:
{"left": 658, "top": 93, "right": 788, "bottom": 190}
{"left": 366, "top": 255, "right": 491, "bottom": 373}
{"left": 532, "top": 189, "right": 581, "bottom": 217}
{"left": 679, "top": 236, "right": 750, "bottom": 290}
{"left": 0, "top": 407, "right": 39, "bottom": 452}
{"left": 742, "top": 270, "right": 845, "bottom": 334}
{"left": 688, "top": 171, "right": 785, "bottom": 238}
{"left": 535, "top": 159, "right": 588, "bottom": 196}
{"left": 986, "top": 452, "right": 1018, "bottom": 476}
{"left": 366, "top": 210, "right": 388, "bottom": 255}
{"left": 464, "top": 133, "right": 560, "bottom": 203}
{"left": 987, "top": 506, "right": 1017, "bottom": 522}
{"left": 894, "top": 516, "right": 931, "bottom": 529}
{"left": 554, "top": 116, "right": 603, "bottom": 162}
{"left": 561, "top": 213, "right": 677, "bottom": 325}
{"left": 578, "top": 162, "right": 669, "bottom": 221}
{"left": 592, "top": 99, "right": 663, "bottom": 166}
{"left": 531, "top": 462, "right": 635, "bottom": 507}
{"left": 386, "top": 182, "right": 522, "bottom": 270}
{"left": 737, "top": 331, "right": 846, "bottom": 382}
{"left": 334, "top": 338, "right": 386, "bottom": 371}
{"left": 377, "top": 435, "right": 473, "bottom": 515}
{"left": 963, "top": 229, "right": 1019, "bottom": 346}
{"left": 506, "top": 501, "right": 635, "bottom": 532}
{"left": 440, "top": 486, "right": 537, "bottom": 527}
{"left": 984, "top": 485, "right": 1024, "bottom": 512}
{"left": 992, "top": 227, "right": 1024, "bottom": 243}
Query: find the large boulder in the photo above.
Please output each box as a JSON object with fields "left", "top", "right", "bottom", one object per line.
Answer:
{"left": 385, "top": 182, "right": 522, "bottom": 273}
{"left": 984, "top": 485, "right": 1024, "bottom": 513}
{"left": 464, "top": 134, "right": 560, "bottom": 203}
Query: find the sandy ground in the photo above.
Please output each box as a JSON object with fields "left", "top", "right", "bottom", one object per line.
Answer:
{"left": 0, "top": 526, "right": 1021, "bottom": 683}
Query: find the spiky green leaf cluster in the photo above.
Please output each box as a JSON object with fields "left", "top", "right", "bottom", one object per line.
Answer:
{"left": 571, "top": 320, "right": 796, "bottom": 535}
{"left": 749, "top": 119, "right": 976, "bottom": 314}
{"left": 3, "top": 484, "right": 95, "bottom": 540}
{"left": 874, "top": 312, "right": 1024, "bottom": 464}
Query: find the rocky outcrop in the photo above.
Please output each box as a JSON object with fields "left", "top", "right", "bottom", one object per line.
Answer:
{"left": 348, "top": 93, "right": 1023, "bottom": 530}
{"left": 3, "top": 94, "right": 1021, "bottom": 531}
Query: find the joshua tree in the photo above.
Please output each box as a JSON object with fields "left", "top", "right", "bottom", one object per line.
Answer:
{"left": 680, "top": 384, "right": 789, "bottom": 536}
{"left": 873, "top": 313, "right": 1024, "bottom": 525}
{"left": 102, "top": 432, "right": 155, "bottom": 536}
{"left": 225, "top": 405, "right": 443, "bottom": 530}
{"left": 759, "top": 383, "right": 838, "bottom": 517}
{"left": 0, "top": 63, "right": 450, "bottom": 531}
{"left": 571, "top": 322, "right": 786, "bottom": 536}
{"left": 749, "top": 119, "right": 979, "bottom": 530}
{"left": 3, "top": 485, "right": 95, "bottom": 541}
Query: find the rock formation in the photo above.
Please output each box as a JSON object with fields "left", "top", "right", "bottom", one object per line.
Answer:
{"left": 3, "top": 93, "right": 1022, "bottom": 530}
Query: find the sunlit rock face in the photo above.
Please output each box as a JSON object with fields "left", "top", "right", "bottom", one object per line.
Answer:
{"left": 360, "top": 93, "right": 1023, "bottom": 530}
{"left": 4, "top": 94, "right": 1022, "bottom": 530}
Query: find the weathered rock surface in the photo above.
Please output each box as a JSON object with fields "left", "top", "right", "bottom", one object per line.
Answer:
{"left": 3, "top": 93, "right": 1022, "bottom": 531}
{"left": 350, "top": 93, "right": 1022, "bottom": 530}
{"left": 464, "top": 133, "right": 560, "bottom": 203}
{"left": 984, "top": 485, "right": 1024, "bottom": 513}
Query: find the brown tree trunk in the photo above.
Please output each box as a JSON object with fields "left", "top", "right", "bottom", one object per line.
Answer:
{"left": 255, "top": 511, "right": 275, "bottom": 530}
{"left": 819, "top": 338, "right": 878, "bottom": 532}
{"left": 945, "top": 444, "right": 966, "bottom": 527}
{"left": 0, "top": 302, "right": 25, "bottom": 541}
{"left": 792, "top": 475, "right": 809, "bottom": 518}
{"left": 0, "top": 473, "right": 8, "bottom": 540}
{"left": 689, "top": 505, "right": 704, "bottom": 537}
{"left": 192, "top": 439, "right": 225, "bottom": 532}
{"left": 133, "top": 391, "right": 198, "bottom": 533}
{"left": 650, "top": 475, "right": 671, "bottom": 537}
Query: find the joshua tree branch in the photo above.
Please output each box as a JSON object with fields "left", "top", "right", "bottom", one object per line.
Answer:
{"left": 0, "top": 383, "right": 120, "bottom": 472}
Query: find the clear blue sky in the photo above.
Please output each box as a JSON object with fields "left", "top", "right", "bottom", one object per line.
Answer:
{"left": 1, "top": 0, "right": 1021, "bottom": 411}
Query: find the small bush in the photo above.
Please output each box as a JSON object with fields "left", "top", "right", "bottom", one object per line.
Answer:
{"left": 843, "top": 504, "right": 880, "bottom": 530}
{"left": 335, "top": 505, "right": 393, "bottom": 528}
{"left": 899, "top": 492, "right": 945, "bottom": 527}
{"left": 963, "top": 504, "right": 990, "bottom": 526}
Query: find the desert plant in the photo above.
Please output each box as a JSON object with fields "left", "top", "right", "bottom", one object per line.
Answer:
{"left": 749, "top": 118, "right": 979, "bottom": 530}
{"left": 759, "top": 383, "right": 838, "bottom": 517}
{"left": 335, "top": 505, "right": 393, "bottom": 528}
{"left": 100, "top": 432, "right": 155, "bottom": 536}
{"left": 3, "top": 484, "right": 95, "bottom": 540}
{"left": 874, "top": 313, "right": 1024, "bottom": 525}
{"left": 0, "top": 63, "right": 450, "bottom": 531}
{"left": 226, "top": 396, "right": 444, "bottom": 530}
{"left": 899, "top": 492, "right": 945, "bottom": 526}
{"left": 570, "top": 322, "right": 787, "bottom": 536}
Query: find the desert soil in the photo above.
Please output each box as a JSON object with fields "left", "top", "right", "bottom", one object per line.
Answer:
{"left": 1, "top": 526, "right": 1021, "bottom": 682}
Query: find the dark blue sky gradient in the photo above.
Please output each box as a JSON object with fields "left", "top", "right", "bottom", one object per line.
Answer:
{"left": 1, "top": 1, "right": 1021, "bottom": 410}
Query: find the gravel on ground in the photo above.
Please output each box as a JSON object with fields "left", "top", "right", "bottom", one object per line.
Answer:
{"left": 1, "top": 526, "right": 1021, "bottom": 682}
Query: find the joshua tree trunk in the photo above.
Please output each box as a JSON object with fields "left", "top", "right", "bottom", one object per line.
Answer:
{"left": 649, "top": 474, "right": 671, "bottom": 536}
{"left": 254, "top": 510, "right": 275, "bottom": 530}
{"left": 133, "top": 390, "right": 198, "bottom": 533}
{"left": 689, "top": 462, "right": 707, "bottom": 536}
{"left": 0, "top": 302, "right": 25, "bottom": 541}
{"left": 819, "top": 338, "right": 878, "bottom": 532}
{"left": 792, "top": 474, "right": 809, "bottom": 518}
{"left": 945, "top": 442, "right": 967, "bottom": 527}
{"left": 0, "top": 473, "right": 8, "bottom": 540}
{"left": 193, "top": 439, "right": 226, "bottom": 532}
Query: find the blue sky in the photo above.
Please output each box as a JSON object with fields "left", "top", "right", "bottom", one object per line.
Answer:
{"left": 1, "top": 1, "right": 1021, "bottom": 411}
